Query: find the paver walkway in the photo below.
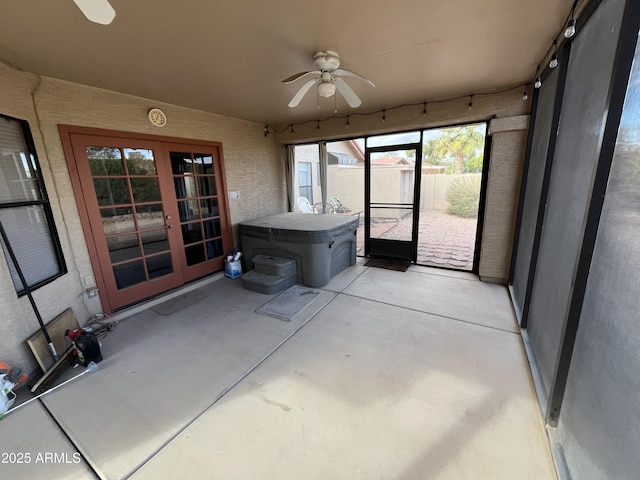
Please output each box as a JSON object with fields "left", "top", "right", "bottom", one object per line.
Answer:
{"left": 356, "top": 210, "right": 478, "bottom": 271}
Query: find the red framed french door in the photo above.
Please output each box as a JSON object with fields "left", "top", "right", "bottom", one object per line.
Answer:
{"left": 61, "top": 127, "right": 232, "bottom": 313}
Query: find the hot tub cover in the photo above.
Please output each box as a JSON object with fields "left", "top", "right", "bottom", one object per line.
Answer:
{"left": 239, "top": 213, "right": 358, "bottom": 243}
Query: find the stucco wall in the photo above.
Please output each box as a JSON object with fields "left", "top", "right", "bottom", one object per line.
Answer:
{"left": 0, "top": 61, "right": 285, "bottom": 372}
{"left": 274, "top": 90, "right": 530, "bottom": 282}
{"left": 481, "top": 118, "right": 529, "bottom": 282}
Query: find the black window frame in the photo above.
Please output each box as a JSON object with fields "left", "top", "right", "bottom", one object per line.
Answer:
{"left": 0, "top": 114, "right": 67, "bottom": 296}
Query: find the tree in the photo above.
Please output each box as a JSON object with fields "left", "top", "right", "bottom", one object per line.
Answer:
{"left": 423, "top": 126, "right": 485, "bottom": 173}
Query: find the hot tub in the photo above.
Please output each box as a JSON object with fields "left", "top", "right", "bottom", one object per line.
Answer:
{"left": 239, "top": 213, "right": 359, "bottom": 287}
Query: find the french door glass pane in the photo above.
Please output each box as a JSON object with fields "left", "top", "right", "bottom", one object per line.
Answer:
{"left": 185, "top": 244, "right": 205, "bottom": 266}
{"left": 125, "top": 149, "right": 156, "bottom": 175}
{"left": 170, "top": 152, "right": 195, "bottom": 174}
{"left": 177, "top": 200, "right": 200, "bottom": 222}
{"left": 194, "top": 154, "right": 214, "bottom": 174}
{"left": 130, "top": 178, "right": 161, "bottom": 203}
{"left": 135, "top": 203, "right": 164, "bottom": 229}
{"left": 93, "top": 178, "right": 130, "bottom": 206}
{"left": 181, "top": 222, "right": 203, "bottom": 245}
{"left": 200, "top": 198, "right": 219, "bottom": 217}
{"left": 141, "top": 229, "right": 169, "bottom": 255}
{"left": 87, "top": 147, "right": 124, "bottom": 176}
{"left": 146, "top": 253, "right": 173, "bottom": 279}
{"left": 206, "top": 239, "right": 223, "bottom": 259}
{"left": 107, "top": 234, "right": 140, "bottom": 263}
{"left": 198, "top": 176, "right": 217, "bottom": 196}
{"left": 174, "top": 176, "right": 196, "bottom": 199}
{"left": 100, "top": 207, "right": 135, "bottom": 235}
{"left": 113, "top": 260, "right": 145, "bottom": 288}
{"left": 204, "top": 219, "right": 221, "bottom": 239}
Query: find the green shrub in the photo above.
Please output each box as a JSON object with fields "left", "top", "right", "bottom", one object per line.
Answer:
{"left": 445, "top": 176, "right": 481, "bottom": 218}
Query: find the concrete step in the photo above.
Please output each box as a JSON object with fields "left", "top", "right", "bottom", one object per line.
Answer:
{"left": 252, "top": 255, "right": 297, "bottom": 277}
{"left": 242, "top": 270, "right": 297, "bottom": 295}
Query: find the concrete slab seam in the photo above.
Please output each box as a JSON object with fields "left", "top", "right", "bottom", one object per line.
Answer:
{"left": 126, "top": 290, "right": 339, "bottom": 478}
{"left": 340, "top": 291, "right": 521, "bottom": 335}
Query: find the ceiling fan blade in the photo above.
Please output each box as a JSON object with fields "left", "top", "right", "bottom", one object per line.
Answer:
{"left": 288, "top": 79, "right": 317, "bottom": 108}
{"left": 334, "top": 68, "right": 375, "bottom": 87}
{"left": 281, "top": 70, "right": 320, "bottom": 84}
{"left": 334, "top": 78, "right": 362, "bottom": 108}
{"left": 73, "top": 0, "right": 116, "bottom": 25}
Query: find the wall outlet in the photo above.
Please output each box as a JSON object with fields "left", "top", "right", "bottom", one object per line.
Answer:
{"left": 229, "top": 190, "right": 240, "bottom": 199}
{"left": 86, "top": 288, "right": 98, "bottom": 299}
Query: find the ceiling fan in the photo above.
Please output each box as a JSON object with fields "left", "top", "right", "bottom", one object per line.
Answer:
{"left": 73, "top": 0, "right": 116, "bottom": 25}
{"left": 282, "top": 51, "right": 375, "bottom": 108}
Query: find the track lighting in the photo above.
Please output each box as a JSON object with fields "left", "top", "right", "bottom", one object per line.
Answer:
{"left": 523, "top": 86, "right": 529, "bottom": 101}
{"left": 263, "top": 126, "right": 269, "bottom": 137}
{"left": 382, "top": 110, "right": 386, "bottom": 123}
{"left": 346, "top": 116, "right": 350, "bottom": 128}
{"left": 316, "top": 121, "right": 320, "bottom": 132}
{"left": 565, "top": 18, "right": 577, "bottom": 38}
{"left": 422, "top": 103, "right": 427, "bottom": 116}
{"left": 468, "top": 95, "right": 473, "bottom": 109}
{"left": 290, "top": 125, "right": 294, "bottom": 135}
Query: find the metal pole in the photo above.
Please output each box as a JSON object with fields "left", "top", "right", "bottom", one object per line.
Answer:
{"left": 0, "top": 220, "right": 58, "bottom": 360}
{"left": 4, "top": 362, "right": 98, "bottom": 417}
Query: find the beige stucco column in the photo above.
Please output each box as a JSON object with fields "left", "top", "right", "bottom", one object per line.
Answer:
{"left": 478, "top": 115, "right": 530, "bottom": 283}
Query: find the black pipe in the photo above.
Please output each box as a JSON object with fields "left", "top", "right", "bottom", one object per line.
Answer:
{"left": 0, "top": 220, "right": 57, "bottom": 357}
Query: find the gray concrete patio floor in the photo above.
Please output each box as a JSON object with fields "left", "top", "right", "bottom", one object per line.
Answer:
{"left": 0, "top": 259, "right": 556, "bottom": 480}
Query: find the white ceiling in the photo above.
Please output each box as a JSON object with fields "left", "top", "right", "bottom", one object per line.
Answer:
{"left": 0, "top": 0, "right": 573, "bottom": 126}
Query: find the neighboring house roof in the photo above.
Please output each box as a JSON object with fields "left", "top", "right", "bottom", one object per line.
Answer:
{"left": 349, "top": 140, "right": 365, "bottom": 161}
{"left": 328, "top": 152, "right": 358, "bottom": 166}
{"left": 370, "top": 156, "right": 411, "bottom": 165}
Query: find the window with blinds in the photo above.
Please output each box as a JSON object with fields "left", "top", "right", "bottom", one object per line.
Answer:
{"left": 0, "top": 115, "right": 66, "bottom": 295}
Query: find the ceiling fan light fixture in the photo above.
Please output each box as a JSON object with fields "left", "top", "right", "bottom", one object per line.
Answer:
{"left": 283, "top": 51, "right": 373, "bottom": 108}
{"left": 318, "top": 82, "right": 336, "bottom": 98}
